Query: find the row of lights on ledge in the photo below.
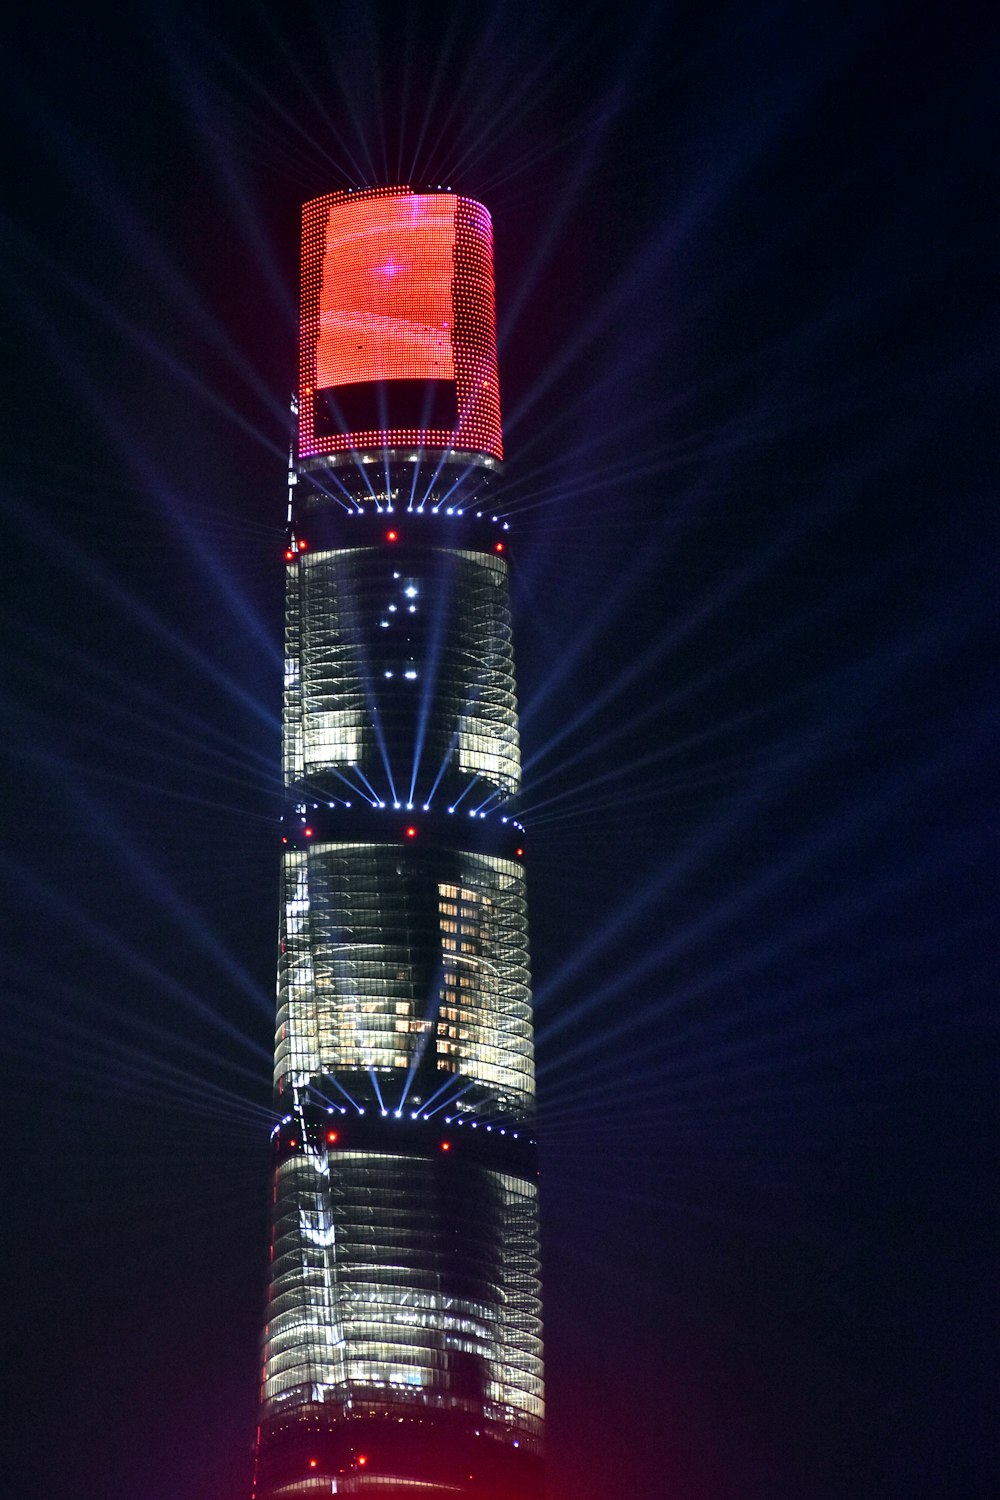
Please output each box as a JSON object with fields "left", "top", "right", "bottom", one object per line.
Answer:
{"left": 271, "top": 1106, "right": 530, "bottom": 1144}
{"left": 287, "top": 802, "right": 523, "bottom": 828}
{"left": 283, "top": 823, "right": 524, "bottom": 857}
{"left": 284, "top": 519, "right": 509, "bottom": 560}
{"left": 343, "top": 508, "right": 511, "bottom": 522}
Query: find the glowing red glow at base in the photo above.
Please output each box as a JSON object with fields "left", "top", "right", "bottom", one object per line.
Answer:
{"left": 326, "top": 1130, "right": 339, "bottom": 1144}
{"left": 357, "top": 1455, "right": 368, "bottom": 1467}
{"left": 386, "top": 529, "right": 398, "bottom": 542}
{"left": 405, "top": 826, "right": 418, "bottom": 839}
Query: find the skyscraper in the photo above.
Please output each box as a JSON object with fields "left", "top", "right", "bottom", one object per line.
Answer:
{"left": 252, "top": 187, "right": 544, "bottom": 1500}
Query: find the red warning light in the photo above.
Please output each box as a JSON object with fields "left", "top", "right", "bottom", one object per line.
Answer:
{"left": 304, "top": 827, "right": 314, "bottom": 838}
{"left": 516, "top": 848, "right": 524, "bottom": 858}
{"left": 309, "top": 1459, "right": 318, "bottom": 1469}
{"left": 494, "top": 541, "right": 505, "bottom": 552}
{"left": 284, "top": 548, "right": 295, "bottom": 561}
{"left": 281, "top": 836, "right": 288, "bottom": 845}
{"left": 405, "top": 826, "right": 418, "bottom": 839}
{"left": 288, "top": 1138, "right": 297, "bottom": 1148}
{"left": 297, "top": 539, "right": 308, "bottom": 551}
{"left": 386, "top": 530, "right": 398, "bottom": 542}
{"left": 326, "top": 1130, "right": 339, "bottom": 1145}
{"left": 440, "top": 1141, "right": 451, "bottom": 1152}
{"left": 357, "top": 1455, "right": 368, "bottom": 1468}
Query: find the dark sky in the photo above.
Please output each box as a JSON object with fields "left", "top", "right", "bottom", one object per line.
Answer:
{"left": 1, "top": 3, "right": 996, "bottom": 1498}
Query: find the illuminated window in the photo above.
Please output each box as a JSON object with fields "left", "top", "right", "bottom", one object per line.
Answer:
{"left": 434, "top": 871, "right": 534, "bottom": 1104}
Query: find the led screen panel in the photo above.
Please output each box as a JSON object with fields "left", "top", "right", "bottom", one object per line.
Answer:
{"left": 299, "top": 186, "right": 502, "bottom": 461}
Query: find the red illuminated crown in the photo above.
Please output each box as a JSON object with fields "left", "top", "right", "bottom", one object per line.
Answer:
{"left": 299, "top": 186, "right": 502, "bottom": 462}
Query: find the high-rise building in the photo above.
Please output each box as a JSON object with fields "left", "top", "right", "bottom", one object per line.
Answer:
{"left": 251, "top": 187, "right": 544, "bottom": 1500}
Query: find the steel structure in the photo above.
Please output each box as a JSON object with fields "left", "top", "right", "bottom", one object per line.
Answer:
{"left": 252, "top": 187, "right": 543, "bottom": 1500}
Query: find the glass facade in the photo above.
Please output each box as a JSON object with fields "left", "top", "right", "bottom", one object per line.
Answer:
{"left": 283, "top": 545, "right": 519, "bottom": 799}
{"left": 262, "top": 1144, "right": 543, "bottom": 1436}
{"left": 255, "top": 188, "right": 541, "bottom": 1500}
{"left": 275, "top": 845, "right": 534, "bottom": 1115}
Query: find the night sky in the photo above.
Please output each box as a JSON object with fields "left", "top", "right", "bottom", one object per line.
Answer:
{"left": 1, "top": 3, "right": 996, "bottom": 1498}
